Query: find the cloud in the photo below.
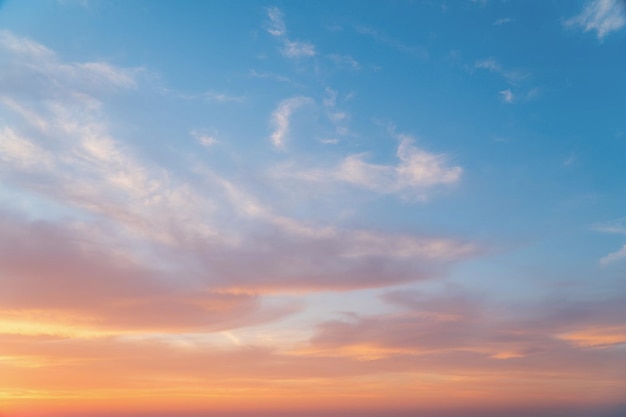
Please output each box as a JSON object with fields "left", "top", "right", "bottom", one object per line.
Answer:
{"left": 265, "top": 7, "right": 316, "bottom": 59}
{"left": 473, "top": 57, "right": 528, "bottom": 85}
{"left": 190, "top": 129, "right": 219, "bottom": 147}
{"left": 266, "top": 6, "right": 286, "bottom": 37}
{"left": 0, "top": 31, "right": 479, "bottom": 301}
{"left": 277, "top": 133, "right": 462, "bottom": 199}
{"left": 562, "top": 150, "right": 581, "bottom": 166}
{"left": 494, "top": 18, "right": 513, "bottom": 26}
{"left": 311, "top": 287, "right": 626, "bottom": 359}
{"left": 249, "top": 69, "right": 293, "bottom": 84}
{"left": 0, "top": 212, "right": 296, "bottom": 334}
{"left": 590, "top": 218, "right": 626, "bottom": 235}
{"left": 600, "top": 244, "right": 626, "bottom": 265}
{"left": 499, "top": 89, "right": 514, "bottom": 103}
{"left": 0, "top": 30, "right": 138, "bottom": 97}
{"left": 204, "top": 91, "right": 245, "bottom": 103}
{"left": 323, "top": 87, "right": 350, "bottom": 136}
{"left": 282, "top": 40, "right": 316, "bottom": 58}
{"left": 3, "top": 288, "right": 625, "bottom": 411}
{"left": 355, "top": 25, "right": 428, "bottom": 59}
{"left": 269, "top": 96, "right": 314, "bottom": 149}
{"left": 564, "top": 0, "right": 626, "bottom": 40}
{"left": 327, "top": 54, "right": 361, "bottom": 70}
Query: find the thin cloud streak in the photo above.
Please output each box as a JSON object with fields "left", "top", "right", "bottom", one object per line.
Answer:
{"left": 266, "top": 6, "right": 316, "bottom": 59}
{"left": 269, "top": 96, "right": 314, "bottom": 149}
{"left": 564, "top": 0, "right": 626, "bottom": 40}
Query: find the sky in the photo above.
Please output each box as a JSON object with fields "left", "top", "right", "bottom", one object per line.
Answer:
{"left": 0, "top": 0, "right": 625, "bottom": 416}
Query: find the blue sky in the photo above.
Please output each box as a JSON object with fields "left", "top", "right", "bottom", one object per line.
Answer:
{"left": 0, "top": 1, "right": 625, "bottom": 416}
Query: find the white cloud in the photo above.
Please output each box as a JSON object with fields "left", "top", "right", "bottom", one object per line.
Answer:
{"left": 265, "top": 7, "right": 316, "bottom": 59}
{"left": 600, "top": 244, "right": 626, "bottom": 266}
{"left": 565, "top": 0, "right": 626, "bottom": 40}
{"left": 248, "top": 69, "right": 292, "bottom": 84}
{"left": 323, "top": 88, "right": 350, "bottom": 136}
{"left": 0, "top": 31, "right": 222, "bottom": 248}
{"left": 590, "top": 218, "right": 626, "bottom": 235}
{"left": 473, "top": 57, "right": 528, "bottom": 85}
{"left": 562, "top": 150, "right": 581, "bottom": 166}
{"left": 499, "top": 89, "right": 514, "bottom": 103}
{"left": 204, "top": 91, "right": 245, "bottom": 103}
{"left": 355, "top": 25, "right": 428, "bottom": 58}
{"left": 327, "top": 54, "right": 360, "bottom": 70}
{"left": 494, "top": 18, "right": 513, "bottom": 26}
{"left": 266, "top": 6, "right": 286, "bottom": 37}
{"left": 0, "top": 127, "right": 53, "bottom": 170}
{"left": 269, "top": 96, "right": 313, "bottom": 149}
{"left": 276, "top": 133, "right": 462, "bottom": 199}
{"left": 190, "top": 130, "right": 219, "bottom": 147}
{"left": 282, "top": 40, "right": 316, "bottom": 58}
{"left": 0, "top": 30, "right": 138, "bottom": 96}
{"left": 474, "top": 57, "right": 501, "bottom": 72}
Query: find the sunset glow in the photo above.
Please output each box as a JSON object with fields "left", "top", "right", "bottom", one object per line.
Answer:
{"left": 1, "top": 1, "right": 625, "bottom": 416}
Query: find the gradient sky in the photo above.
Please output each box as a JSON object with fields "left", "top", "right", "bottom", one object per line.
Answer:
{"left": 1, "top": 1, "right": 625, "bottom": 416}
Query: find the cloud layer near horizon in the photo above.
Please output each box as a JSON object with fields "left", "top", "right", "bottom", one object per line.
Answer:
{"left": 1, "top": 0, "right": 625, "bottom": 415}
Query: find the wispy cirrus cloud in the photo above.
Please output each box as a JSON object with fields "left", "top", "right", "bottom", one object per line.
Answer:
{"left": 282, "top": 39, "right": 316, "bottom": 58}
{"left": 494, "top": 17, "right": 513, "bottom": 26}
{"left": 355, "top": 25, "right": 428, "bottom": 59}
{"left": 190, "top": 129, "right": 219, "bottom": 147}
{"left": 265, "top": 6, "right": 316, "bottom": 59}
{"left": 473, "top": 57, "right": 528, "bottom": 85}
{"left": 600, "top": 244, "right": 626, "bottom": 266}
{"left": 266, "top": 6, "right": 286, "bottom": 37}
{"left": 204, "top": 91, "right": 245, "bottom": 103}
{"left": 0, "top": 212, "right": 295, "bottom": 334}
{"left": 591, "top": 218, "right": 626, "bottom": 265}
{"left": 564, "top": 0, "right": 626, "bottom": 40}
{"left": 0, "top": 30, "right": 476, "bottom": 301}
{"left": 590, "top": 218, "right": 626, "bottom": 235}
{"left": 472, "top": 57, "right": 537, "bottom": 103}
{"left": 323, "top": 87, "right": 350, "bottom": 136}
{"left": 499, "top": 89, "right": 514, "bottom": 103}
{"left": 269, "top": 96, "right": 314, "bottom": 149}
{"left": 327, "top": 54, "right": 361, "bottom": 70}
{"left": 0, "top": 30, "right": 138, "bottom": 95}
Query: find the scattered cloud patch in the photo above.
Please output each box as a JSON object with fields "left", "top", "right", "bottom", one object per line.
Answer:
{"left": 564, "top": 0, "right": 626, "bottom": 40}
{"left": 323, "top": 87, "right": 351, "bottom": 136}
{"left": 590, "top": 218, "right": 626, "bottom": 235}
{"left": 494, "top": 17, "right": 513, "bottom": 25}
{"left": 191, "top": 129, "right": 219, "bottom": 147}
{"left": 265, "top": 7, "right": 316, "bottom": 59}
{"left": 327, "top": 54, "right": 361, "bottom": 70}
{"left": 499, "top": 89, "right": 514, "bottom": 103}
{"left": 249, "top": 69, "right": 293, "bottom": 84}
{"left": 600, "top": 244, "right": 626, "bottom": 265}
{"left": 266, "top": 6, "right": 286, "bottom": 37}
{"left": 270, "top": 96, "right": 314, "bottom": 149}
{"left": 204, "top": 91, "right": 245, "bottom": 103}
{"left": 355, "top": 25, "right": 428, "bottom": 59}
{"left": 562, "top": 150, "right": 581, "bottom": 166}
{"left": 0, "top": 30, "right": 139, "bottom": 95}
{"left": 282, "top": 39, "right": 316, "bottom": 58}
{"left": 473, "top": 57, "right": 528, "bottom": 85}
